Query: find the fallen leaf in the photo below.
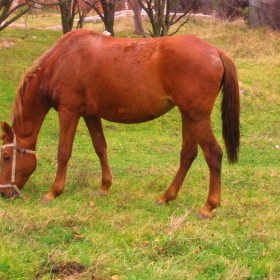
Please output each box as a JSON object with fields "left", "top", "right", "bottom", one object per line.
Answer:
{"left": 231, "top": 179, "right": 244, "bottom": 186}
{"left": 142, "top": 241, "right": 150, "bottom": 247}
{"left": 112, "top": 275, "right": 121, "bottom": 280}
{"left": 73, "top": 232, "right": 85, "bottom": 240}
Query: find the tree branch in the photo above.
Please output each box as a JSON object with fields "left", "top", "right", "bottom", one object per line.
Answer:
{"left": 0, "top": 3, "right": 30, "bottom": 31}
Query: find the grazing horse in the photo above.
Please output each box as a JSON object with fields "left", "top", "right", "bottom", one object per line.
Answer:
{"left": 0, "top": 29, "right": 240, "bottom": 219}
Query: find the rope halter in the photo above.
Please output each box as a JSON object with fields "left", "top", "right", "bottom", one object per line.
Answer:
{"left": 0, "top": 132, "right": 36, "bottom": 197}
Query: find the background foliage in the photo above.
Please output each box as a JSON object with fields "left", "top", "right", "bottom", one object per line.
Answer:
{"left": 0, "top": 13, "right": 280, "bottom": 279}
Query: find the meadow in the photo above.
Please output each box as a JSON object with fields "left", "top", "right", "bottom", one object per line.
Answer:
{"left": 0, "top": 12, "right": 280, "bottom": 279}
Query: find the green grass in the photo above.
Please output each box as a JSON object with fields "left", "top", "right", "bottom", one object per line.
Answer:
{"left": 1, "top": 14, "right": 280, "bottom": 279}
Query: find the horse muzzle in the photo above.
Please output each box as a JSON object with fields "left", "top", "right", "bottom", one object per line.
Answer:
{"left": 0, "top": 184, "right": 23, "bottom": 198}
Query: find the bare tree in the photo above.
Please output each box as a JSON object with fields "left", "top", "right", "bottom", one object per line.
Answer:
{"left": 135, "top": 0, "right": 200, "bottom": 37}
{"left": 0, "top": 0, "right": 85, "bottom": 34}
{"left": 0, "top": 0, "right": 31, "bottom": 31}
{"left": 30, "top": 0, "right": 79, "bottom": 34}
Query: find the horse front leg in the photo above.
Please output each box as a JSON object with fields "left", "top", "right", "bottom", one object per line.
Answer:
{"left": 156, "top": 117, "right": 198, "bottom": 204}
{"left": 83, "top": 116, "right": 112, "bottom": 196}
{"left": 41, "top": 109, "right": 80, "bottom": 202}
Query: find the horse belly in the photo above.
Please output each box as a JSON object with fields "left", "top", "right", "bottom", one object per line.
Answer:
{"left": 96, "top": 94, "right": 175, "bottom": 124}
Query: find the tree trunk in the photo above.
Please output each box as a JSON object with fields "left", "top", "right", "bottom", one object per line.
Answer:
{"left": 129, "top": 0, "right": 145, "bottom": 36}
{"left": 91, "top": 0, "right": 115, "bottom": 36}
{"left": 103, "top": 1, "right": 115, "bottom": 36}
{"left": 59, "top": 0, "right": 76, "bottom": 34}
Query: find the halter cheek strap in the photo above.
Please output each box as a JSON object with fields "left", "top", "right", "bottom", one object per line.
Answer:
{"left": 0, "top": 133, "right": 36, "bottom": 197}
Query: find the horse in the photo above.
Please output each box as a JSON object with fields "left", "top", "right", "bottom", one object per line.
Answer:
{"left": 0, "top": 29, "right": 240, "bottom": 219}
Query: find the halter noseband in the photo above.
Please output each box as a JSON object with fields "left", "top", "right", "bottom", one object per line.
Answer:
{"left": 0, "top": 132, "right": 36, "bottom": 197}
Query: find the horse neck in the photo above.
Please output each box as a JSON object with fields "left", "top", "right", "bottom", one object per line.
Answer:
{"left": 11, "top": 77, "right": 50, "bottom": 150}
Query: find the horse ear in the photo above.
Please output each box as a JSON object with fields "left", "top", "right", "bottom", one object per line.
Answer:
{"left": 0, "top": 121, "right": 13, "bottom": 141}
{"left": 0, "top": 121, "right": 4, "bottom": 139}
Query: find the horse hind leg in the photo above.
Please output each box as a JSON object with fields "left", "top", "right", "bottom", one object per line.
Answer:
{"left": 156, "top": 116, "right": 198, "bottom": 205}
{"left": 191, "top": 119, "right": 223, "bottom": 219}
{"left": 83, "top": 116, "right": 112, "bottom": 196}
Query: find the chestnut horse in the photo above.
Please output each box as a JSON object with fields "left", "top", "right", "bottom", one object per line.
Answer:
{"left": 0, "top": 29, "right": 239, "bottom": 219}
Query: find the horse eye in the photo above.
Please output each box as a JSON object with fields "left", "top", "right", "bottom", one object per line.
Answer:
{"left": 3, "top": 156, "right": 10, "bottom": 163}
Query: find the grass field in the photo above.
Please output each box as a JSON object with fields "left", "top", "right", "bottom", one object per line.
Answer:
{"left": 0, "top": 12, "right": 280, "bottom": 279}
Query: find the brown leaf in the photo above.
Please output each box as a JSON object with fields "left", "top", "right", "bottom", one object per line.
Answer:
{"left": 73, "top": 232, "right": 84, "bottom": 240}
{"left": 112, "top": 275, "right": 121, "bottom": 280}
{"left": 231, "top": 179, "right": 244, "bottom": 186}
{"left": 142, "top": 241, "right": 150, "bottom": 247}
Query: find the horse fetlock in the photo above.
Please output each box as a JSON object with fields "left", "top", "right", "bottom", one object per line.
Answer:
{"left": 163, "top": 191, "right": 177, "bottom": 202}
{"left": 207, "top": 198, "right": 221, "bottom": 210}
{"left": 102, "top": 178, "right": 112, "bottom": 189}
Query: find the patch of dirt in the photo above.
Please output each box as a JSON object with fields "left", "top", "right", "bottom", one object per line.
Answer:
{"left": 0, "top": 38, "right": 15, "bottom": 49}
{"left": 35, "top": 261, "right": 86, "bottom": 279}
{"left": 8, "top": 22, "right": 25, "bottom": 28}
{"left": 45, "top": 24, "right": 63, "bottom": 30}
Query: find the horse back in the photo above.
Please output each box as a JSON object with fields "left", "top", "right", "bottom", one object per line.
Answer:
{"left": 38, "top": 30, "right": 224, "bottom": 123}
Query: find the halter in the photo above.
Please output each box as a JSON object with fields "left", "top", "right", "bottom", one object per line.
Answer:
{"left": 0, "top": 132, "right": 36, "bottom": 197}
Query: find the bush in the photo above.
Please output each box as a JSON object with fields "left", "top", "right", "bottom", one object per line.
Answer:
{"left": 263, "top": 0, "right": 280, "bottom": 30}
{"left": 214, "top": 0, "right": 248, "bottom": 20}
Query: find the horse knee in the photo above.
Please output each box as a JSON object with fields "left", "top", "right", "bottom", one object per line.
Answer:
{"left": 58, "top": 151, "right": 72, "bottom": 164}
{"left": 94, "top": 144, "right": 107, "bottom": 158}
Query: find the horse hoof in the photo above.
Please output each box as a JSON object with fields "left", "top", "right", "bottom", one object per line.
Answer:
{"left": 40, "top": 197, "right": 52, "bottom": 204}
{"left": 155, "top": 198, "right": 168, "bottom": 206}
{"left": 95, "top": 190, "right": 109, "bottom": 197}
{"left": 155, "top": 200, "right": 162, "bottom": 206}
{"left": 197, "top": 211, "right": 213, "bottom": 220}
{"left": 197, "top": 213, "right": 209, "bottom": 220}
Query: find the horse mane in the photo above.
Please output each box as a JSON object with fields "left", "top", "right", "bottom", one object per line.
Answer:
{"left": 11, "top": 49, "right": 53, "bottom": 125}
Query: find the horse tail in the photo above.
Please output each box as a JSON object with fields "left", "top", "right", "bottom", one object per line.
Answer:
{"left": 219, "top": 51, "right": 240, "bottom": 164}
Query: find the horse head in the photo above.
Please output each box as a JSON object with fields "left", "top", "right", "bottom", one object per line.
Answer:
{"left": 0, "top": 121, "right": 37, "bottom": 198}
